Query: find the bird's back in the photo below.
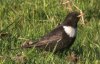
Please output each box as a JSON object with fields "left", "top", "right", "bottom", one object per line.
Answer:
{"left": 34, "top": 25, "right": 76, "bottom": 52}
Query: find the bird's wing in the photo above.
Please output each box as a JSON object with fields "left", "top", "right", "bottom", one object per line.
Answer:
{"left": 34, "top": 26, "right": 64, "bottom": 48}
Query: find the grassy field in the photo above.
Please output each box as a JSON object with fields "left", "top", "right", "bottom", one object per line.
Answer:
{"left": 0, "top": 0, "right": 100, "bottom": 64}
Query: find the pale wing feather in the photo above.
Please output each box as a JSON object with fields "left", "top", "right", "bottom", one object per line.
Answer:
{"left": 34, "top": 26, "right": 63, "bottom": 48}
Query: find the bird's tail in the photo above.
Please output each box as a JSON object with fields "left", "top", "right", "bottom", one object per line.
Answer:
{"left": 21, "top": 40, "right": 37, "bottom": 48}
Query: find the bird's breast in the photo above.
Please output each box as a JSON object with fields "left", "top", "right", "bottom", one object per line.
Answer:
{"left": 63, "top": 26, "right": 76, "bottom": 37}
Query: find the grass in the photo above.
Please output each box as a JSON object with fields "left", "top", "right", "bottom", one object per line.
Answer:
{"left": 0, "top": 0, "right": 100, "bottom": 64}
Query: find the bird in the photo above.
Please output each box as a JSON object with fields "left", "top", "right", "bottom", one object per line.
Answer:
{"left": 21, "top": 11, "right": 81, "bottom": 52}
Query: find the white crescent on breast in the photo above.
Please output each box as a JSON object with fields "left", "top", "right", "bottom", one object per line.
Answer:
{"left": 63, "top": 26, "right": 76, "bottom": 37}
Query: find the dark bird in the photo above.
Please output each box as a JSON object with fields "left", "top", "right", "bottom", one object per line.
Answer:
{"left": 21, "top": 12, "right": 81, "bottom": 52}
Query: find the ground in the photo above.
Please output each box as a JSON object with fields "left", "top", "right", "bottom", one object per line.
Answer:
{"left": 0, "top": 0, "right": 100, "bottom": 64}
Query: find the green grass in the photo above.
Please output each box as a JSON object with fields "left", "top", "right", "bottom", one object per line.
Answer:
{"left": 0, "top": 0, "right": 100, "bottom": 64}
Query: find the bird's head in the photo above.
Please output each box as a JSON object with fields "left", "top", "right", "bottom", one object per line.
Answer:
{"left": 63, "top": 12, "right": 81, "bottom": 28}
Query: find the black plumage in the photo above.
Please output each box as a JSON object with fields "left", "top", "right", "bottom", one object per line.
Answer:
{"left": 21, "top": 12, "right": 80, "bottom": 52}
